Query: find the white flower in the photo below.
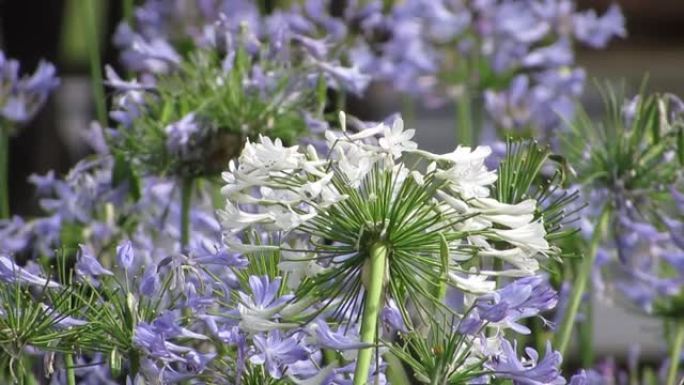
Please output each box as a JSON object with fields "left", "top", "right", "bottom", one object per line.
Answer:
{"left": 335, "top": 146, "right": 375, "bottom": 188}
{"left": 279, "top": 241, "right": 326, "bottom": 289}
{"left": 218, "top": 202, "right": 275, "bottom": 231}
{"left": 492, "top": 221, "right": 550, "bottom": 256}
{"left": 221, "top": 160, "right": 269, "bottom": 198}
{"left": 222, "top": 234, "right": 280, "bottom": 253}
{"left": 239, "top": 136, "right": 302, "bottom": 174}
{"left": 478, "top": 247, "right": 540, "bottom": 275}
{"left": 378, "top": 117, "right": 417, "bottom": 159}
{"left": 433, "top": 146, "right": 498, "bottom": 199}
{"left": 470, "top": 198, "right": 537, "bottom": 228}
{"left": 449, "top": 269, "right": 496, "bottom": 294}
{"left": 298, "top": 172, "right": 334, "bottom": 200}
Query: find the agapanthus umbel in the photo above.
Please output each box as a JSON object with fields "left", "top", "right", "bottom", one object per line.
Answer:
{"left": 220, "top": 111, "right": 559, "bottom": 382}
{"left": 563, "top": 88, "right": 684, "bottom": 316}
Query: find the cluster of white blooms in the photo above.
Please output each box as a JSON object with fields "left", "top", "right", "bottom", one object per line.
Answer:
{"left": 220, "top": 112, "right": 553, "bottom": 294}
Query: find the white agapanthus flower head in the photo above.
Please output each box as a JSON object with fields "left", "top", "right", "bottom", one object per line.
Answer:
{"left": 219, "top": 112, "right": 554, "bottom": 325}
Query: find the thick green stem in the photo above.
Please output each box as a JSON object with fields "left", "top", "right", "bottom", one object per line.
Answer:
{"left": 554, "top": 206, "right": 611, "bottom": 357}
{"left": 667, "top": 321, "right": 684, "bottom": 385}
{"left": 0, "top": 127, "right": 9, "bottom": 219}
{"left": 65, "top": 354, "right": 76, "bottom": 385}
{"left": 579, "top": 290, "right": 595, "bottom": 368}
{"left": 353, "top": 243, "right": 388, "bottom": 385}
{"left": 81, "top": 0, "right": 107, "bottom": 126}
{"left": 123, "top": 0, "right": 134, "bottom": 23}
{"left": 180, "top": 178, "right": 193, "bottom": 250}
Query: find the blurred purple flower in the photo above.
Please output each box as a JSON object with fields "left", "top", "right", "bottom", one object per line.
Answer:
{"left": 573, "top": 4, "right": 626, "bottom": 48}
{"left": 116, "top": 240, "right": 135, "bottom": 270}
{"left": 0, "top": 51, "right": 59, "bottom": 125}
{"left": 489, "top": 340, "right": 565, "bottom": 385}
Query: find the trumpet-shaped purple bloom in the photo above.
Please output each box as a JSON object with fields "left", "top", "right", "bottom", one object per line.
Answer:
{"left": 75, "top": 244, "right": 113, "bottom": 277}
{"left": 309, "top": 319, "right": 369, "bottom": 350}
{"left": 462, "top": 275, "right": 558, "bottom": 334}
{"left": 489, "top": 340, "right": 566, "bottom": 385}
{"left": 116, "top": 240, "right": 135, "bottom": 270}
{"left": 139, "top": 265, "right": 160, "bottom": 296}
{"left": 239, "top": 275, "right": 294, "bottom": 315}
{"left": 250, "top": 330, "right": 309, "bottom": 379}
{"left": 0, "top": 255, "right": 59, "bottom": 288}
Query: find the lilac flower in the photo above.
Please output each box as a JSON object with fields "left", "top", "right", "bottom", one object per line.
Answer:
{"left": 24, "top": 61, "right": 60, "bottom": 93}
{"left": 250, "top": 330, "right": 309, "bottom": 379}
{"left": 164, "top": 113, "right": 200, "bottom": 155}
{"left": 489, "top": 340, "right": 566, "bottom": 385}
{"left": 315, "top": 61, "right": 371, "bottom": 96}
{"left": 381, "top": 301, "right": 407, "bottom": 333}
{"left": 116, "top": 240, "right": 135, "bottom": 270}
{"left": 76, "top": 244, "right": 113, "bottom": 277}
{"left": 139, "top": 265, "right": 160, "bottom": 296}
{"left": 463, "top": 276, "right": 558, "bottom": 334}
{"left": 573, "top": 4, "right": 626, "bottom": 48}
{"left": 0, "top": 51, "right": 60, "bottom": 125}
{"left": 0, "top": 216, "right": 31, "bottom": 253}
{"left": 0, "top": 254, "right": 59, "bottom": 288}
{"left": 308, "top": 319, "right": 370, "bottom": 350}
{"left": 191, "top": 242, "right": 248, "bottom": 268}
{"left": 39, "top": 303, "right": 88, "bottom": 329}
{"left": 522, "top": 39, "right": 573, "bottom": 68}
{"left": 133, "top": 322, "right": 189, "bottom": 362}
{"left": 152, "top": 311, "right": 208, "bottom": 341}
{"left": 118, "top": 33, "right": 181, "bottom": 74}
{"left": 238, "top": 275, "right": 294, "bottom": 318}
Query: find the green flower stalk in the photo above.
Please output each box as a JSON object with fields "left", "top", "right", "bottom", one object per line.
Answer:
{"left": 81, "top": 0, "right": 107, "bottom": 126}
{"left": 667, "top": 321, "right": 684, "bottom": 385}
{"left": 220, "top": 112, "right": 562, "bottom": 382}
{"left": 353, "top": 242, "right": 388, "bottom": 385}
{"left": 557, "top": 84, "right": 684, "bottom": 357}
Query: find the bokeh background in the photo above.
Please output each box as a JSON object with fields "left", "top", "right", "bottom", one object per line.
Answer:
{"left": 1, "top": 0, "right": 682, "bottom": 359}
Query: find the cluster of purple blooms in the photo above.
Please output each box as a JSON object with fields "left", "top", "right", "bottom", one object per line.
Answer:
{"left": 569, "top": 93, "right": 684, "bottom": 316}
{"left": 0, "top": 1, "right": 683, "bottom": 385}
{"left": 114, "top": 0, "right": 626, "bottom": 139}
